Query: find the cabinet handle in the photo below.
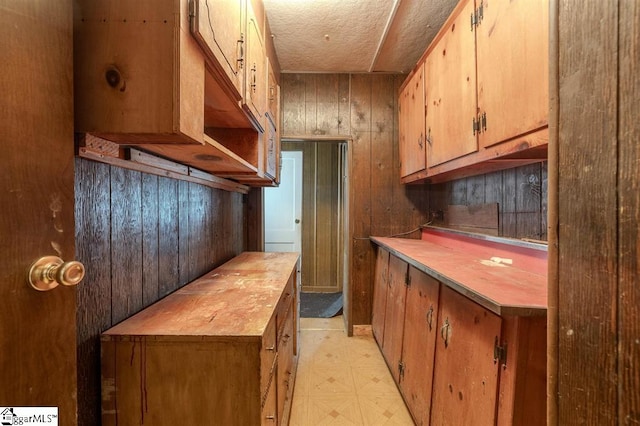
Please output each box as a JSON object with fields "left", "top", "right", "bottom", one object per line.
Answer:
{"left": 441, "top": 317, "right": 451, "bottom": 348}
{"left": 266, "top": 345, "right": 275, "bottom": 352}
{"left": 427, "top": 127, "right": 433, "bottom": 145}
{"left": 251, "top": 64, "right": 257, "bottom": 93}
{"left": 418, "top": 134, "right": 423, "bottom": 149}
{"left": 426, "top": 305, "right": 434, "bottom": 330}
{"left": 265, "top": 415, "right": 276, "bottom": 421}
{"left": 236, "top": 34, "right": 244, "bottom": 70}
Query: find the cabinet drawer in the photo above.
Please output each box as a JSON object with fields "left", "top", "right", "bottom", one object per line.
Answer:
{"left": 261, "top": 380, "right": 278, "bottom": 425}
{"left": 277, "top": 312, "right": 295, "bottom": 422}
{"left": 276, "top": 276, "right": 294, "bottom": 342}
{"left": 261, "top": 315, "right": 277, "bottom": 399}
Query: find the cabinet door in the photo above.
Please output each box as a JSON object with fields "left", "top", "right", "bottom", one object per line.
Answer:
{"left": 399, "top": 267, "right": 440, "bottom": 426}
{"left": 190, "top": 0, "right": 245, "bottom": 97}
{"left": 244, "top": 3, "right": 267, "bottom": 130}
{"left": 425, "top": 0, "right": 478, "bottom": 167}
{"left": 431, "top": 286, "right": 502, "bottom": 425}
{"left": 381, "top": 255, "right": 408, "bottom": 382}
{"left": 399, "top": 62, "right": 427, "bottom": 177}
{"left": 372, "top": 248, "right": 390, "bottom": 344}
{"left": 277, "top": 311, "right": 294, "bottom": 424}
{"left": 476, "top": 0, "right": 549, "bottom": 149}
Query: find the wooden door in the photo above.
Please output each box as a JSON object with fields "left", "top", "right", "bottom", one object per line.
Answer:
{"left": 0, "top": 1, "right": 77, "bottom": 423}
{"left": 399, "top": 63, "right": 426, "bottom": 177}
{"left": 476, "top": 0, "right": 549, "bottom": 149}
{"left": 400, "top": 268, "right": 440, "bottom": 426}
{"left": 425, "top": 0, "right": 478, "bottom": 167}
{"left": 431, "top": 287, "right": 502, "bottom": 425}
{"left": 244, "top": 2, "right": 267, "bottom": 129}
{"left": 191, "top": 0, "right": 245, "bottom": 97}
{"left": 371, "top": 248, "right": 390, "bottom": 344}
{"left": 381, "top": 255, "right": 408, "bottom": 382}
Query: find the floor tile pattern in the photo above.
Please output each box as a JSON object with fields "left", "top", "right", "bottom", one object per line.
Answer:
{"left": 289, "top": 316, "right": 415, "bottom": 425}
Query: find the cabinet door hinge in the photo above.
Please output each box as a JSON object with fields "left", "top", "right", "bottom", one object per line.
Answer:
{"left": 473, "top": 112, "right": 487, "bottom": 135}
{"left": 471, "top": 0, "right": 484, "bottom": 30}
{"left": 494, "top": 336, "right": 507, "bottom": 367}
{"left": 398, "top": 361, "right": 405, "bottom": 381}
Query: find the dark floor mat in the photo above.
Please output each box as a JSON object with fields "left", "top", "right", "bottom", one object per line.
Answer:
{"left": 300, "top": 292, "right": 343, "bottom": 318}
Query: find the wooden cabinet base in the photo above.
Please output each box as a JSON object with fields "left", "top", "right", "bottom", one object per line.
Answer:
{"left": 101, "top": 252, "right": 299, "bottom": 426}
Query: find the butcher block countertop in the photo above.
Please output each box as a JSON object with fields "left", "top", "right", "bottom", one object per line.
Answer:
{"left": 371, "top": 229, "right": 547, "bottom": 317}
{"left": 103, "top": 251, "right": 300, "bottom": 341}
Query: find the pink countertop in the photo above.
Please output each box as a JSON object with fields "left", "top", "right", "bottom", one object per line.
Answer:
{"left": 371, "top": 229, "right": 547, "bottom": 316}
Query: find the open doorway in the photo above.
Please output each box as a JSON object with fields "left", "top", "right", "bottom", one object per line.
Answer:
{"left": 265, "top": 140, "right": 349, "bottom": 323}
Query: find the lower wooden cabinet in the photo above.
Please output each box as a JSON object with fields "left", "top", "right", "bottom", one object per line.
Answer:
{"left": 372, "top": 248, "right": 546, "bottom": 426}
{"left": 371, "top": 247, "right": 390, "bottom": 344}
{"left": 101, "top": 252, "right": 299, "bottom": 426}
{"left": 381, "top": 254, "right": 409, "bottom": 382}
{"left": 430, "top": 286, "right": 502, "bottom": 425}
{"left": 398, "top": 266, "right": 440, "bottom": 425}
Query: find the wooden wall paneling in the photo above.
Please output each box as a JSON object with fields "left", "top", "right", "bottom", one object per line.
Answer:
{"left": 350, "top": 74, "right": 373, "bottom": 326}
{"left": 178, "top": 180, "right": 191, "bottom": 285}
{"left": 515, "top": 163, "right": 543, "bottom": 239}
{"left": 370, "top": 74, "right": 397, "bottom": 239}
{"left": 484, "top": 170, "right": 503, "bottom": 233}
{"left": 282, "top": 74, "right": 306, "bottom": 135}
{"left": 502, "top": 168, "right": 517, "bottom": 237}
{"left": 75, "top": 159, "right": 112, "bottom": 426}
{"left": 618, "top": 0, "right": 639, "bottom": 422}
{"left": 232, "top": 192, "right": 245, "bottom": 255}
{"left": 541, "top": 162, "right": 548, "bottom": 241}
{"left": 450, "top": 178, "right": 467, "bottom": 206}
{"left": 547, "top": 0, "right": 560, "bottom": 420}
{"left": 209, "top": 187, "right": 221, "bottom": 266}
{"left": 315, "top": 142, "right": 339, "bottom": 290}
{"left": 110, "top": 167, "right": 143, "bottom": 324}
{"left": 338, "top": 74, "right": 351, "bottom": 135}
{"left": 304, "top": 74, "right": 318, "bottom": 135}
{"left": 142, "top": 174, "right": 159, "bottom": 306}
{"left": 302, "top": 143, "right": 317, "bottom": 290}
{"left": 245, "top": 187, "right": 263, "bottom": 252}
{"left": 316, "top": 74, "right": 341, "bottom": 135}
{"left": 188, "top": 182, "right": 208, "bottom": 280}
{"left": 466, "top": 174, "right": 485, "bottom": 205}
{"left": 159, "top": 177, "right": 180, "bottom": 297}
{"left": 557, "top": 1, "right": 618, "bottom": 424}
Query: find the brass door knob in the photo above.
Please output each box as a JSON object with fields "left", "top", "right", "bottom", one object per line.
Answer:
{"left": 28, "top": 256, "right": 85, "bottom": 291}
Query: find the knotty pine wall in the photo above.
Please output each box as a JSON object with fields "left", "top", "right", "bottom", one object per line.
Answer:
{"left": 74, "top": 158, "right": 245, "bottom": 426}
{"left": 281, "top": 73, "right": 549, "bottom": 330}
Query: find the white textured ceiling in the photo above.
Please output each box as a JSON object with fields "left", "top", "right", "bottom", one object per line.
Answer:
{"left": 263, "top": 0, "right": 458, "bottom": 73}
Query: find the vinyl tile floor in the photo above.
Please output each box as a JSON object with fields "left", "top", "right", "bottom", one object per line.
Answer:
{"left": 289, "top": 316, "right": 415, "bottom": 425}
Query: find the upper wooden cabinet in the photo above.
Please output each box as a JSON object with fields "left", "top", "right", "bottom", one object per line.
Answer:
{"left": 476, "top": 0, "right": 549, "bottom": 150}
{"left": 425, "top": 0, "right": 477, "bottom": 167}
{"left": 190, "top": 0, "right": 245, "bottom": 99}
{"left": 399, "top": 0, "right": 549, "bottom": 184}
{"left": 399, "top": 62, "right": 427, "bottom": 177}
{"left": 74, "top": 0, "right": 281, "bottom": 187}
{"left": 74, "top": 0, "right": 205, "bottom": 145}
{"left": 244, "top": 2, "right": 267, "bottom": 130}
